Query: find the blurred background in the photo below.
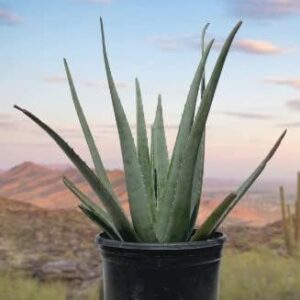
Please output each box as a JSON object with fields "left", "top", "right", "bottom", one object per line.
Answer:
{"left": 1, "top": 0, "right": 300, "bottom": 299}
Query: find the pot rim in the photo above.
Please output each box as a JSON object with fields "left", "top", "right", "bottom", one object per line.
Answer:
{"left": 96, "top": 231, "right": 226, "bottom": 251}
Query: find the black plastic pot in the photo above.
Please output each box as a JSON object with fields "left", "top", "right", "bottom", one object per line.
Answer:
{"left": 96, "top": 232, "right": 226, "bottom": 300}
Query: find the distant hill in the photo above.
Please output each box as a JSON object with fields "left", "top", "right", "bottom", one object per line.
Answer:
{"left": 0, "top": 162, "right": 282, "bottom": 225}
{"left": 0, "top": 162, "right": 127, "bottom": 210}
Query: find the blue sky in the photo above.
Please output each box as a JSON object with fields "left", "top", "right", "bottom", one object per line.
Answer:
{"left": 1, "top": 0, "right": 300, "bottom": 180}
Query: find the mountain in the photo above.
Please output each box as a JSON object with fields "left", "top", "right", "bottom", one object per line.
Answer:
{"left": 0, "top": 162, "right": 126, "bottom": 210}
{"left": 0, "top": 162, "right": 281, "bottom": 225}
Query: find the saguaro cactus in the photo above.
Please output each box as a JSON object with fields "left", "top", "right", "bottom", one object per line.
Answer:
{"left": 296, "top": 173, "right": 300, "bottom": 243}
{"left": 279, "top": 172, "right": 300, "bottom": 255}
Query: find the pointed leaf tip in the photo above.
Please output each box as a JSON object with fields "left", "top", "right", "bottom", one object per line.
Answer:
{"left": 100, "top": 19, "right": 156, "bottom": 241}
{"left": 14, "top": 105, "right": 24, "bottom": 112}
{"left": 236, "top": 20, "right": 243, "bottom": 28}
{"left": 100, "top": 17, "right": 104, "bottom": 36}
{"left": 202, "top": 23, "right": 210, "bottom": 35}
{"left": 193, "top": 129, "right": 286, "bottom": 241}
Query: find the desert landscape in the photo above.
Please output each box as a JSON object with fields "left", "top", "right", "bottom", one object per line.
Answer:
{"left": 0, "top": 162, "right": 298, "bottom": 299}
{"left": 2, "top": 1, "right": 300, "bottom": 298}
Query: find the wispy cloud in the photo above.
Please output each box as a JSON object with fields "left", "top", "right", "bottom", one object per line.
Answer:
{"left": 93, "top": 123, "right": 178, "bottom": 130}
{"left": 0, "top": 120, "right": 17, "bottom": 129}
{"left": 84, "top": 80, "right": 129, "bottom": 89}
{"left": 0, "top": 113, "right": 14, "bottom": 120}
{"left": 232, "top": 39, "right": 285, "bottom": 55}
{"left": 43, "top": 76, "right": 129, "bottom": 89}
{"left": 46, "top": 123, "right": 179, "bottom": 140}
{"left": 223, "top": 112, "right": 273, "bottom": 120}
{"left": 226, "top": 0, "right": 300, "bottom": 19}
{"left": 265, "top": 78, "right": 300, "bottom": 89}
{"left": 150, "top": 36, "right": 191, "bottom": 51}
{"left": 0, "top": 9, "right": 22, "bottom": 25}
{"left": 0, "top": 114, "right": 31, "bottom": 130}
{"left": 278, "top": 121, "right": 300, "bottom": 127}
{"left": 73, "top": 0, "right": 111, "bottom": 4}
{"left": 0, "top": 114, "right": 18, "bottom": 129}
{"left": 44, "top": 76, "right": 67, "bottom": 84}
{"left": 286, "top": 99, "right": 300, "bottom": 111}
{"left": 151, "top": 35, "right": 284, "bottom": 55}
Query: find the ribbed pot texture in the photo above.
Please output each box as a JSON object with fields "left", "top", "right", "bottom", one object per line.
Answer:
{"left": 96, "top": 232, "right": 226, "bottom": 300}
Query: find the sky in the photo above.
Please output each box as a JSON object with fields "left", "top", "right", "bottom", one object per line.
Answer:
{"left": 1, "top": 0, "right": 300, "bottom": 180}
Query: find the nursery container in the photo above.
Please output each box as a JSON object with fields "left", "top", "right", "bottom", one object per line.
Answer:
{"left": 97, "top": 232, "right": 226, "bottom": 300}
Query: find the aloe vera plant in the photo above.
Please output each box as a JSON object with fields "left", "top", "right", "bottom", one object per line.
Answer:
{"left": 15, "top": 19, "right": 286, "bottom": 243}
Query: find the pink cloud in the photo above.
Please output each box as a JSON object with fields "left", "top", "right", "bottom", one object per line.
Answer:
{"left": 233, "top": 39, "right": 285, "bottom": 55}
{"left": 223, "top": 112, "right": 273, "bottom": 120}
{"left": 265, "top": 78, "right": 300, "bottom": 89}
{"left": 152, "top": 35, "right": 284, "bottom": 56}
{"left": 0, "top": 9, "right": 22, "bottom": 25}
{"left": 227, "top": 0, "right": 300, "bottom": 19}
{"left": 286, "top": 99, "right": 300, "bottom": 111}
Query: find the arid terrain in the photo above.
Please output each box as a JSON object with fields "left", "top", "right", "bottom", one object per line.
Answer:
{"left": 0, "top": 162, "right": 285, "bottom": 226}
{"left": 0, "top": 195, "right": 286, "bottom": 299}
{"left": 0, "top": 162, "right": 291, "bottom": 299}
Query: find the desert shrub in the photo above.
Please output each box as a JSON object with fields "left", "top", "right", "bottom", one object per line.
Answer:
{"left": 2, "top": 249, "right": 300, "bottom": 300}
{"left": 0, "top": 271, "right": 66, "bottom": 300}
{"left": 221, "top": 249, "right": 300, "bottom": 300}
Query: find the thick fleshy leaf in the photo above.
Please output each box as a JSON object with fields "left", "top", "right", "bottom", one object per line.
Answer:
{"left": 150, "top": 125, "right": 157, "bottom": 201}
{"left": 100, "top": 18, "right": 156, "bottom": 242}
{"left": 156, "top": 39, "right": 214, "bottom": 241}
{"left": 152, "top": 95, "right": 169, "bottom": 206}
{"left": 136, "top": 79, "right": 154, "bottom": 207}
{"left": 14, "top": 105, "right": 137, "bottom": 242}
{"left": 159, "top": 22, "right": 242, "bottom": 242}
{"left": 188, "top": 132, "right": 205, "bottom": 233}
{"left": 200, "top": 23, "right": 210, "bottom": 97}
{"left": 63, "top": 59, "right": 114, "bottom": 195}
{"left": 63, "top": 176, "right": 121, "bottom": 240}
{"left": 188, "top": 24, "right": 210, "bottom": 235}
{"left": 193, "top": 130, "right": 287, "bottom": 241}
{"left": 78, "top": 205, "right": 120, "bottom": 240}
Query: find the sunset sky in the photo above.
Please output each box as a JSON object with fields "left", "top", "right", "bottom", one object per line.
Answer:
{"left": 1, "top": 0, "right": 300, "bottom": 180}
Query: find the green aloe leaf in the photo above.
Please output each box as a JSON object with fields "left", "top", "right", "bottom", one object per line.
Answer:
{"left": 188, "top": 24, "right": 210, "bottom": 235}
{"left": 192, "top": 193, "right": 237, "bottom": 240}
{"left": 156, "top": 38, "right": 214, "bottom": 241}
{"left": 14, "top": 105, "right": 137, "bottom": 242}
{"left": 159, "top": 22, "right": 242, "bottom": 242}
{"left": 63, "top": 59, "right": 114, "bottom": 195}
{"left": 150, "top": 125, "right": 157, "bottom": 201}
{"left": 188, "top": 132, "right": 205, "bottom": 234}
{"left": 193, "top": 129, "right": 287, "bottom": 241}
{"left": 153, "top": 95, "right": 169, "bottom": 207}
{"left": 135, "top": 79, "right": 154, "bottom": 207}
{"left": 63, "top": 176, "right": 121, "bottom": 240}
{"left": 78, "top": 205, "right": 120, "bottom": 240}
{"left": 200, "top": 23, "right": 210, "bottom": 97}
{"left": 150, "top": 125, "right": 154, "bottom": 182}
{"left": 100, "top": 18, "right": 156, "bottom": 242}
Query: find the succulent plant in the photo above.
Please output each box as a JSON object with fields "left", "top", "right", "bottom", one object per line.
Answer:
{"left": 14, "top": 19, "right": 286, "bottom": 243}
{"left": 280, "top": 173, "right": 300, "bottom": 255}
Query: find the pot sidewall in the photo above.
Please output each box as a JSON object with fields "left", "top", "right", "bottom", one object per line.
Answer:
{"left": 97, "top": 232, "right": 226, "bottom": 300}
